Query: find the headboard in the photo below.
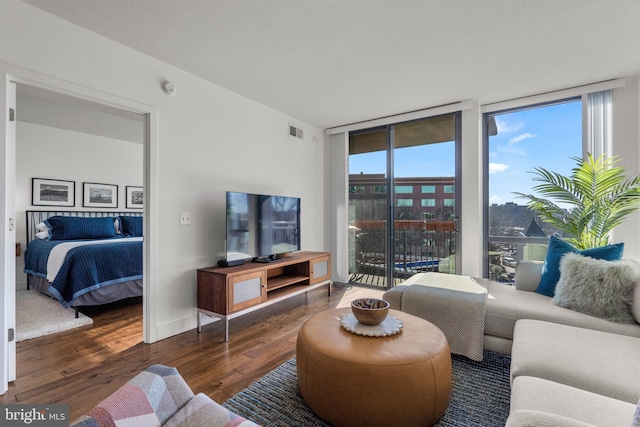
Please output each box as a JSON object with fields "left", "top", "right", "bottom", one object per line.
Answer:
{"left": 25, "top": 210, "right": 143, "bottom": 245}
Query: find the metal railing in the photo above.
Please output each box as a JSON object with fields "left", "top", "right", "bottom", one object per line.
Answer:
{"left": 349, "top": 220, "right": 456, "bottom": 287}
{"left": 487, "top": 235, "right": 548, "bottom": 282}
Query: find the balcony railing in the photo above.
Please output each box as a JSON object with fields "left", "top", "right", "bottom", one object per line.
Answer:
{"left": 349, "top": 220, "right": 456, "bottom": 288}
{"left": 487, "top": 235, "right": 548, "bottom": 283}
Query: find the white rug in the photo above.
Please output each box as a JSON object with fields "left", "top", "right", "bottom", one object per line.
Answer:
{"left": 16, "top": 289, "right": 93, "bottom": 342}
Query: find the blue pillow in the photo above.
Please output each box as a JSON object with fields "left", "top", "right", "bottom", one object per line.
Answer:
{"left": 119, "top": 216, "right": 143, "bottom": 237}
{"left": 536, "top": 235, "right": 624, "bottom": 297}
{"left": 44, "top": 216, "right": 116, "bottom": 240}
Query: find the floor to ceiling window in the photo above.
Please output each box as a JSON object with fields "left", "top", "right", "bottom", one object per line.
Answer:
{"left": 485, "top": 98, "right": 582, "bottom": 282}
{"left": 348, "top": 113, "right": 461, "bottom": 289}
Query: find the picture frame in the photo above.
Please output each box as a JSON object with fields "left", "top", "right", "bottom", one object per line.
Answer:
{"left": 126, "top": 186, "right": 144, "bottom": 209}
{"left": 83, "top": 182, "right": 118, "bottom": 208}
{"left": 32, "top": 178, "right": 75, "bottom": 207}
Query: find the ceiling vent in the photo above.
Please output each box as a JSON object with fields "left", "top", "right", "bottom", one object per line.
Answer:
{"left": 289, "top": 124, "right": 304, "bottom": 139}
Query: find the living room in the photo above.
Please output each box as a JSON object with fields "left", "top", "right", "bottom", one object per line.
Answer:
{"left": 1, "top": 1, "right": 640, "bottom": 426}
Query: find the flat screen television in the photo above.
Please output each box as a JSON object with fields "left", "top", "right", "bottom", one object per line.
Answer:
{"left": 225, "top": 191, "right": 301, "bottom": 263}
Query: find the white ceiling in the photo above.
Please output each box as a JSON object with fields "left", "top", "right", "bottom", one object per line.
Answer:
{"left": 21, "top": 0, "right": 640, "bottom": 129}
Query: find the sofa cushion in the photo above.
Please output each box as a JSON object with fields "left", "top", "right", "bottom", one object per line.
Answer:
{"left": 509, "top": 376, "right": 636, "bottom": 427}
{"left": 552, "top": 253, "right": 640, "bottom": 324}
{"left": 506, "top": 410, "right": 597, "bottom": 427}
{"left": 478, "top": 279, "right": 640, "bottom": 344}
{"left": 511, "top": 320, "right": 640, "bottom": 404}
{"left": 164, "top": 393, "right": 259, "bottom": 427}
{"left": 536, "top": 236, "right": 623, "bottom": 297}
{"left": 633, "top": 398, "right": 640, "bottom": 427}
{"left": 70, "top": 365, "right": 194, "bottom": 427}
{"left": 514, "top": 261, "right": 543, "bottom": 292}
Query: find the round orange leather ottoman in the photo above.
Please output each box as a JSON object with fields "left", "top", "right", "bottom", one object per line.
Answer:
{"left": 296, "top": 308, "right": 451, "bottom": 427}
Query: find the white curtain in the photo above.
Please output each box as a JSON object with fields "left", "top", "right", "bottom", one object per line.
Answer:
{"left": 586, "top": 90, "right": 612, "bottom": 158}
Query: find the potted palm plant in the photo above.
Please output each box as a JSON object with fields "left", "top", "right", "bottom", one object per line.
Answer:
{"left": 515, "top": 153, "right": 640, "bottom": 250}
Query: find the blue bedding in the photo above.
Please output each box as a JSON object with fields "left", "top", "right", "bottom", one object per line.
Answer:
{"left": 24, "top": 238, "right": 143, "bottom": 308}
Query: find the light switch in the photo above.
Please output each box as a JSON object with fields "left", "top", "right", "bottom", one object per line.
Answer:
{"left": 180, "top": 212, "right": 191, "bottom": 225}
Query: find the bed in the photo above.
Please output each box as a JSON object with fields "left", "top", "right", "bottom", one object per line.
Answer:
{"left": 24, "top": 210, "right": 144, "bottom": 316}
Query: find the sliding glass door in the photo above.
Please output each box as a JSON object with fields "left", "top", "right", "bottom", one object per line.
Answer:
{"left": 348, "top": 113, "right": 461, "bottom": 289}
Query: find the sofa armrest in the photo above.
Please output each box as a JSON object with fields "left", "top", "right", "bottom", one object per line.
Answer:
{"left": 70, "top": 365, "right": 194, "bottom": 427}
{"left": 165, "top": 393, "right": 259, "bottom": 427}
{"left": 514, "top": 261, "right": 543, "bottom": 292}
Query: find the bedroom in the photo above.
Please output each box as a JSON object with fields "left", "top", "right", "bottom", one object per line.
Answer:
{"left": 14, "top": 83, "right": 145, "bottom": 340}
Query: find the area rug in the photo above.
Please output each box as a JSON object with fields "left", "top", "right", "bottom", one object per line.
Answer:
{"left": 16, "top": 289, "right": 92, "bottom": 342}
{"left": 223, "top": 350, "right": 511, "bottom": 426}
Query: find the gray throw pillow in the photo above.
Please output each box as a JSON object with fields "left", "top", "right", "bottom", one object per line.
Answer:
{"left": 552, "top": 252, "right": 640, "bottom": 324}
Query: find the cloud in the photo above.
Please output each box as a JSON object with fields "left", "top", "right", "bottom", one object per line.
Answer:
{"left": 495, "top": 132, "right": 536, "bottom": 156}
{"left": 495, "top": 118, "right": 523, "bottom": 133}
{"left": 489, "top": 163, "right": 509, "bottom": 174}
{"left": 509, "top": 133, "right": 536, "bottom": 145}
{"left": 489, "top": 195, "right": 502, "bottom": 204}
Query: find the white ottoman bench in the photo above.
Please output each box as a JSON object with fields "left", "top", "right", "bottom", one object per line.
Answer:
{"left": 383, "top": 272, "right": 487, "bottom": 361}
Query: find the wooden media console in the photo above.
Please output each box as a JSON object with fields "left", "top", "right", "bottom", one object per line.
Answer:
{"left": 197, "top": 251, "right": 331, "bottom": 341}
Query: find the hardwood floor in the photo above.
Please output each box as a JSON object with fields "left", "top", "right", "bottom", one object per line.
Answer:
{"left": 1, "top": 284, "right": 383, "bottom": 421}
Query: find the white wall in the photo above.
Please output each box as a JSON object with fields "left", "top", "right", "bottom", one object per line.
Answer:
{"left": 2, "top": 1, "right": 640, "bottom": 343}
{"left": 0, "top": 1, "right": 326, "bottom": 342}
{"left": 611, "top": 77, "right": 640, "bottom": 259}
{"left": 15, "top": 122, "right": 144, "bottom": 289}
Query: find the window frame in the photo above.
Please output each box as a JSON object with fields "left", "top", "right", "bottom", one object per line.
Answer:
{"left": 482, "top": 96, "right": 582, "bottom": 279}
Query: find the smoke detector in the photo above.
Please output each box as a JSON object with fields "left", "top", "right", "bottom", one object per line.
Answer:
{"left": 162, "top": 81, "right": 176, "bottom": 96}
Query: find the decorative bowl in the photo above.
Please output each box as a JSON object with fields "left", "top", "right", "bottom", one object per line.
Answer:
{"left": 351, "top": 298, "right": 390, "bottom": 325}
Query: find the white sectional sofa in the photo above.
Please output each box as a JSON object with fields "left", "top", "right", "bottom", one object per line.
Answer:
{"left": 507, "top": 319, "right": 640, "bottom": 426}
{"left": 476, "top": 260, "right": 640, "bottom": 355}
{"left": 385, "top": 260, "right": 640, "bottom": 427}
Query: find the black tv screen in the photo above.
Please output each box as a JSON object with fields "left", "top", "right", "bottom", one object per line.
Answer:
{"left": 226, "top": 191, "right": 301, "bottom": 262}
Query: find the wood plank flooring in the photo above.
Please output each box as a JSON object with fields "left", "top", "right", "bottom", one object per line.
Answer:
{"left": 1, "top": 284, "right": 383, "bottom": 421}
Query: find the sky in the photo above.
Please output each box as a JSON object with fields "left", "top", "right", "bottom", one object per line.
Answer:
{"left": 348, "top": 99, "right": 582, "bottom": 205}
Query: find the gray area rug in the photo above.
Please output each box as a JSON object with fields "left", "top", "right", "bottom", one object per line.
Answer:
{"left": 224, "top": 350, "right": 511, "bottom": 426}
{"left": 16, "top": 289, "right": 92, "bottom": 342}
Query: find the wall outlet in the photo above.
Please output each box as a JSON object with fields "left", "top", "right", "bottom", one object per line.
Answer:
{"left": 180, "top": 212, "right": 191, "bottom": 225}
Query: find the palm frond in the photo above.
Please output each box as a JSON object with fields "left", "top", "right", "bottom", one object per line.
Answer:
{"left": 514, "top": 153, "right": 640, "bottom": 249}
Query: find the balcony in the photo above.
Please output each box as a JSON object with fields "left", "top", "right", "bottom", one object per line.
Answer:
{"left": 349, "top": 220, "right": 550, "bottom": 287}
{"left": 349, "top": 219, "right": 456, "bottom": 289}
{"left": 487, "top": 235, "right": 548, "bottom": 283}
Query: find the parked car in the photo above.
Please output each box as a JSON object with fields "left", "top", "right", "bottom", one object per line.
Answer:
{"left": 502, "top": 256, "right": 517, "bottom": 267}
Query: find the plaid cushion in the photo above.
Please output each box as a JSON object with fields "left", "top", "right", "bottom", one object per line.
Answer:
{"left": 632, "top": 398, "right": 640, "bottom": 427}
{"left": 70, "top": 365, "right": 194, "bottom": 427}
{"left": 164, "top": 393, "right": 259, "bottom": 427}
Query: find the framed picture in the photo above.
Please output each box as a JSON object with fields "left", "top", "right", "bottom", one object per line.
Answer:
{"left": 32, "top": 178, "right": 75, "bottom": 207}
{"left": 83, "top": 182, "right": 118, "bottom": 208}
{"left": 126, "top": 186, "right": 144, "bottom": 209}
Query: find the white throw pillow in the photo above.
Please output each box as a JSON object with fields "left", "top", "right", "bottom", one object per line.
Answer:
{"left": 552, "top": 252, "right": 640, "bottom": 324}
{"left": 633, "top": 283, "right": 640, "bottom": 325}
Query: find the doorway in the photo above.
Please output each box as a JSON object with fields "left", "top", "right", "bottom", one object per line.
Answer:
{"left": 2, "top": 74, "right": 152, "bottom": 392}
{"left": 347, "top": 113, "right": 462, "bottom": 289}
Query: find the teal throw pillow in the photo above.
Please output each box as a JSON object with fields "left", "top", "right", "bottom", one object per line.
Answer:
{"left": 536, "top": 235, "right": 624, "bottom": 297}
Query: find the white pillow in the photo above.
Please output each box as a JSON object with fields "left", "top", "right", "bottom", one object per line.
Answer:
{"left": 633, "top": 283, "right": 640, "bottom": 325}
{"left": 35, "top": 230, "right": 49, "bottom": 239}
{"left": 35, "top": 222, "right": 48, "bottom": 231}
{"left": 553, "top": 253, "right": 640, "bottom": 324}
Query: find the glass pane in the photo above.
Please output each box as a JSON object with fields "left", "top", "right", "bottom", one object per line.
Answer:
{"left": 487, "top": 99, "right": 582, "bottom": 282}
{"left": 348, "top": 127, "right": 388, "bottom": 287}
{"left": 393, "top": 115, "right": 457, "bottom": 279}
{"left": 348, "top": 113, "right": 459, "bottom": 288}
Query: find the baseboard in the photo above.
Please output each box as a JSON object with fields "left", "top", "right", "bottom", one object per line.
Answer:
{"left": 155, "top": 314, "right": 197, "bottom": 342}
